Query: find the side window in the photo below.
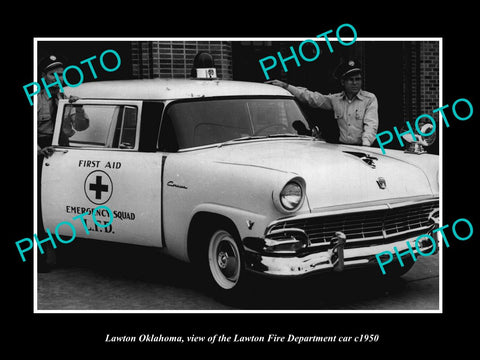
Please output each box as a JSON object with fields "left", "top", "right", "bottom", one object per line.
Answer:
{"left": 60, "top": 104, "right": 138, "bottom": 149}
{"left": 116, "top": 106, "right": 137, "bottom": 149}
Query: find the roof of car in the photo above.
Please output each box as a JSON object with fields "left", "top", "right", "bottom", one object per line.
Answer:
{"left": 64, "top": 78, "right": 292, "bottom": 100}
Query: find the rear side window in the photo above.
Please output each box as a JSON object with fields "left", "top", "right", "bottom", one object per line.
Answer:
{"left": 59, "top": 104, "right": 138, "bottom": 149}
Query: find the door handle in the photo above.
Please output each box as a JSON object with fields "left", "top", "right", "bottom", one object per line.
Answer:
{"left": 45, "top": 148, "right": 68, "bottom": 166}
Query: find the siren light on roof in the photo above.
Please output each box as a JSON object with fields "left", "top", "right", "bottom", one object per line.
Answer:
{"left": 190, "top": 52, "right": 217, "bottom": 79}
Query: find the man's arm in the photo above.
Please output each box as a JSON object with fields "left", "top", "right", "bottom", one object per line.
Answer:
{"left": 266, "top": 80, "right": 333, "bottom": 110}
{"left": 38, "top": 145, "right": 55, "bottom": 158}
{"left": 361, "top": 95, "right": 379, "bottom": 146}
{"left": 68, "top": 96, "right": 90, "bottom": 131}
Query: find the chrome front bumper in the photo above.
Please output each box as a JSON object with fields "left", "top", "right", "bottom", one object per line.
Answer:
{"left": 244, "top": 235, "right": 435, "bottom": 276}
{"left": 243, "top": 198, "right": 439, "bottom": 277}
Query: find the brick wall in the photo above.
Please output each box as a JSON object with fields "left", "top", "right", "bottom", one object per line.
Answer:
{"left": 131, "top": 41, "right": 233, "bottom": 79}
{"left": 419, "top": 41, "right": 440, "bottom": 117}
{"left": 403, "top": 41, "right": 440, "bottom": 122}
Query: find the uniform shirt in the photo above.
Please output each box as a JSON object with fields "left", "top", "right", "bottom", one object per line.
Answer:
{"left": 37, "top": 90, "right": 89, "bottom": 144}
{"left": 38, "top": 90, "right": 63, "bottom": 138}
{"left": 287, "top": 85, "right": 379, "bottom": 146}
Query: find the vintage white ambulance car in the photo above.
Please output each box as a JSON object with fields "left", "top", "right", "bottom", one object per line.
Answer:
{"left": 41, "top": 71, "right": 439, "bottom": 296}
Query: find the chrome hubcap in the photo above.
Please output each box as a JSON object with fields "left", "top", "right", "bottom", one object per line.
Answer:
{"left": 217, "top": 251, "right": 229, "bottom": 269}
{"left": 208, "top": 230, "right": 241, "bottom": 290}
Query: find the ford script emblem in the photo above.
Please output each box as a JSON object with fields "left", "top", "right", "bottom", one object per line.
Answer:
{"left": 376, "top": 177, "right": 387, "bottom": 189}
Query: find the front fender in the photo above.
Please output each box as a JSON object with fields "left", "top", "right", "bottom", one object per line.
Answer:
{"left": 162, "top": 152, "right": 310, "bottom": 261}
{"left": 189, "top": 203, "right": 270, "bottom": 241}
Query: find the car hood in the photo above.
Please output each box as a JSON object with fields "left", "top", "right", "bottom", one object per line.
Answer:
{"left": 204, "top": 139, "right": 437, "bottom": 210}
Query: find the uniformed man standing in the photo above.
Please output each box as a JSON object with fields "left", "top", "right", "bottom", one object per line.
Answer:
{"left": 37, "top": 54, "right": 89, "bottom": 272}
{"left": 266, "top": 59, "right": 379, "bottom": 146}
{"left": 38, "top": 55, "right": 89, "bottom": 154}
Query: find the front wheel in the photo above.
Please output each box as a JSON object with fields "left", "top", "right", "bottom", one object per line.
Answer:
{"left": 208, "top": 229, "right": 242, "bottom": 290}
{"left": 195, "top": 224, "right": 250, "bottom": 304}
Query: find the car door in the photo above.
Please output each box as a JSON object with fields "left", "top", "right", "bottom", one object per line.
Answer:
{"left": 41, "top": 99, "right": 165, "bottom": 247}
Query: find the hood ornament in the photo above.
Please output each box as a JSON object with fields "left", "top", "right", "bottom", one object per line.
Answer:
{"left": 376, "top": 177, "right": 387, "bottom": 189}
{"left": 343, "top": 151, "right": 378, "bottom": 168}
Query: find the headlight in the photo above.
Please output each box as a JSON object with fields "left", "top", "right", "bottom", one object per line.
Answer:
{"left": 272, "top": 176, "right": 306, "bottom": 214}
{"left": 280, "top": 181, "right": 303, "bottom": 211}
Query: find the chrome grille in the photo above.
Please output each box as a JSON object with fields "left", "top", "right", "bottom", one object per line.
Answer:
{"left": 268, "top": 200, "right": 438, "bottom": 247}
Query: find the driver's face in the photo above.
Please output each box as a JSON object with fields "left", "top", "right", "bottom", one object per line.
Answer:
{"left": 42, "top": 66, "right": 65, "bottom": 92}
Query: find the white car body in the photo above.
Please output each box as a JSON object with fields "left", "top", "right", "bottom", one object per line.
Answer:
{"left": 41, "top": 78, "right": 439, "bottom": 291}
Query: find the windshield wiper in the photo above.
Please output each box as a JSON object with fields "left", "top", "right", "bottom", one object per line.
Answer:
{"left": 266, "top": 133, "right": 312, "bottom": 139}
{"left": 217, "top": 135, "right": 268, "bottom": 147}
{"left": 217, "top": 134, "right": 316, "bottom": 148}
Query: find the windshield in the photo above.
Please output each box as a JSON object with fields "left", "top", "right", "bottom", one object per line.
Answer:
{"left": 160, "top": 98, "right": 312, "bottom": 150}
